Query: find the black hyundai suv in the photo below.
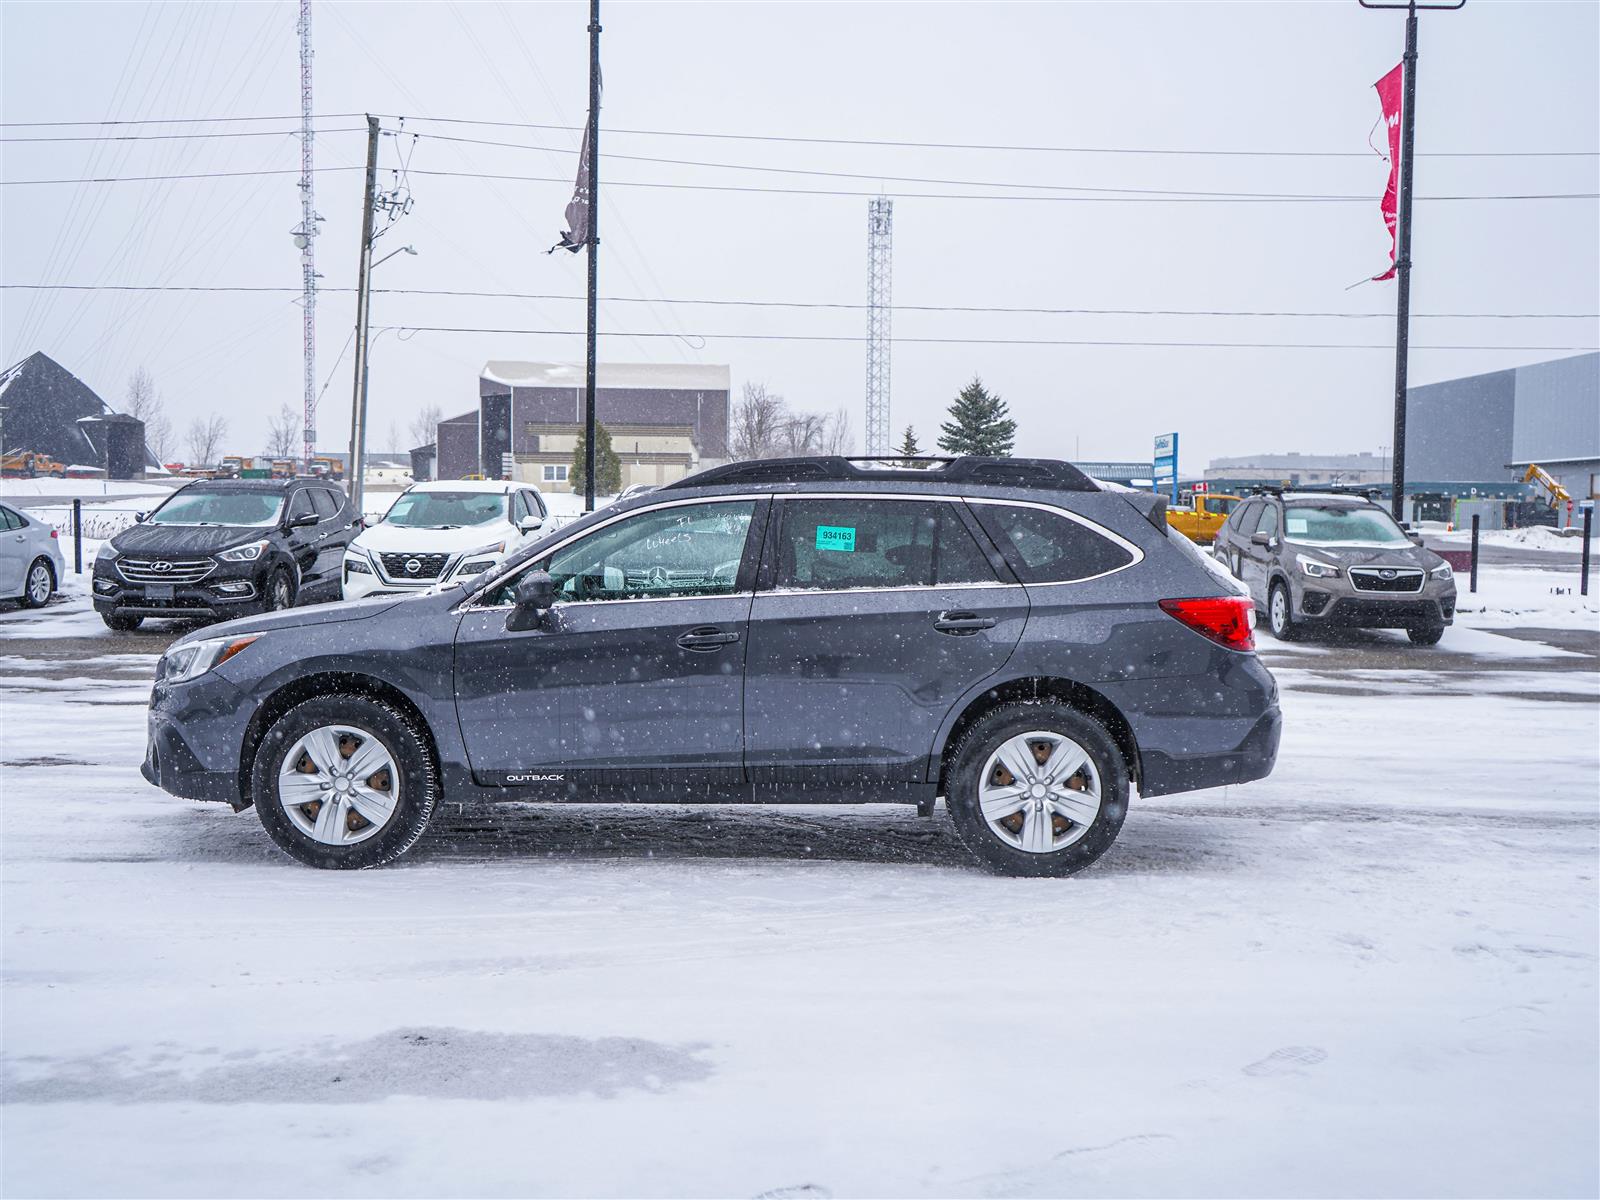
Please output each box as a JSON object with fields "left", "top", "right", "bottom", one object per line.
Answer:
{"left": 141, "top": 457, "right": 1281, "bottom": 877}
{"left": 95, "top": 478, "right": 359, "bottom": 631}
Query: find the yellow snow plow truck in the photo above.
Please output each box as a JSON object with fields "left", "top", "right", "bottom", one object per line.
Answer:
{"left": 1166, "top": 488, "right": 1242, "bottom": 544}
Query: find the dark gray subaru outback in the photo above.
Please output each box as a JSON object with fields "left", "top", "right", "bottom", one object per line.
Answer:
{"left": 142, "top": 457, "right": 1280, "bottom": 876}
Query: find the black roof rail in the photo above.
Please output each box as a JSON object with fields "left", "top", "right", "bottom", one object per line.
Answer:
{"left": 663, "top": 455, "right": 1099, "bottom": 493}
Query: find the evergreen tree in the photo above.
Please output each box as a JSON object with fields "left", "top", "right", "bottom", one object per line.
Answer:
{"left": 937, "top": 376, "right": 1016, "bottom": 457}
{"left": 569, "top": 422, "right": 623, "bottom": 496}
{"left": 894, "top": 425, "right": 923, "bottom": 465}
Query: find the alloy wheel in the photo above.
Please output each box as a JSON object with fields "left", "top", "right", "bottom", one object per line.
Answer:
{"left": 1271, "top": 587, "right": 1290, "bottom": 636}
{"left": 27, "top": 563, "right": 51, "bottom": 604}
{"left": 978, "top": 731, "right": 1102, "bottom": 854}
{"left": 270, "top": 575, "right": 292, "bottom": 610}
{"left": 277, "top": 724, "right": 401, "bottom": 846}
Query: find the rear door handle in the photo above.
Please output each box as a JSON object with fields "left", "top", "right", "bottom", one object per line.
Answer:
{"left": 677, "top": 626, "right": 740, "bottom": 652}
{"left": 933, "top": 611, "right": 998, "bottom": 635}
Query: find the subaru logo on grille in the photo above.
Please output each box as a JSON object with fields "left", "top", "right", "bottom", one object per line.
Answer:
{"left": 1379, "top": 569, "right": 1397, "bottom": 580}
{"left": 405, "top": 558, "right": 422, "bottom": 575}
{"left": 151, "top": 561, "right": 173, "bottom": 573}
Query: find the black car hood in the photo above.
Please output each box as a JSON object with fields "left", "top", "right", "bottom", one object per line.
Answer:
{"left": 110, "top": 523, "right": 272, "bottom": 557}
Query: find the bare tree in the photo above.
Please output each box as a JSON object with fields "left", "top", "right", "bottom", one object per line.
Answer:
{"left": 408, "top": 403, "right": 443, "bottom": 449}
{"left": 731, "top": 382, "right": 787, "bottom": 460}
{"left": 776, "top": 410, "right": 830, "bottom": 457}
{"left": 123, "top": 366, "right": 175, "bottom": 464}
{"left": 186, "top": 415, "right": 228, "bottom": 467}
{"left": 265, "top": 405, "right": 300, "bottom": 458}
{"left": 824, "top": 406, "right": 855, "bottom": 456}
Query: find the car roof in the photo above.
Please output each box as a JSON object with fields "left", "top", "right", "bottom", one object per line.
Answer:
{"left": 662, "top": 456, "right": 1098, "bottom": 495}
{"left": 180, "top": 479, "right": 295, "bottom": 492}
{"left": 1280, "top": 492, "right": 1377, "bottom": 506}
{"left": 408, "top": 479, "right": 524, "bottom": 494}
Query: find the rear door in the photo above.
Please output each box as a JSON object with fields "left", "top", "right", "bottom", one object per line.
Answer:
{"left": 743, "top": 495, "right": 1027, "bottom": 787}
{"left": 0, "top": 506, "right": 26, "bottom": 595}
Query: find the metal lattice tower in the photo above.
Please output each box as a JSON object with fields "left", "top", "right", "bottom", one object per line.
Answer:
{"left": 296, "top": 0, "right": 318, "bottom": 470}
{"left": 864, "top": 197, "right": 893, "bottom": 455}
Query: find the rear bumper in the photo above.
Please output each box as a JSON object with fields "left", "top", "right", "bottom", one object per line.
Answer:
{"left": 1138, "top": 704, "right": 1282, "bottom": 797}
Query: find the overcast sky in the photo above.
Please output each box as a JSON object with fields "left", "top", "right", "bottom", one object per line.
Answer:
{"left": 3, "top": 0, "right": 1596, "bottom": 471}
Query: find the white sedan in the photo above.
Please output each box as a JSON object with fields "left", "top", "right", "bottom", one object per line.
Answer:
{"left": 0, "top": 501, "right": 66, "bottom": 608}
{"left": 341, "top": 480, "right": 547, "bottom": 601}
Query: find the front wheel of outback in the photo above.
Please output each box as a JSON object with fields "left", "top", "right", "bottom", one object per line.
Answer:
{"left": 252, "top": 696, "right": 438, "bottom": 868}
{"left": 946, "top": 702, "right": 1128, "bottom": 878}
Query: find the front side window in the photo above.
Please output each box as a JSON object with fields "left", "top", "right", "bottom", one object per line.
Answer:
{"left": 1229, "top": 500, "right": 1260, "bottom": 534}
{"left": 972, "top": 502, "right": 1134, "bottom": 584}
{"left": 492, "top": 500, "right": 755, "bottom": 604}
{"left": 1284, "top": 504, "right": 1411, "bottom": 547}
{"left": 774, "top": 499, "right": 996, "bottom": 591}
{"left": 384, "top": 490, "right": 506, "bottom": 529}
{"left": 288, "top": 490, "right": 316, "bottom": 521}
{"left": 1204, "top": 496, "right": 1237, "bottom": 516}
{"left": 148, "top": 489, "right": 283, "bottom": 527}
{"left": 1253, "top": 503, "right": 1280, "bottom": 537}
{"left": 310, "top": 489, "right": 340, "bottom": 520}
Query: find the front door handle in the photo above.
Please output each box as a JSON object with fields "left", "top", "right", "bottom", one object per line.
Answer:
{"left": 934, "top": 611, "right": 998, "bottom": 635}
{"left": 677, "top": 626, "right": 740, "bottom": 652}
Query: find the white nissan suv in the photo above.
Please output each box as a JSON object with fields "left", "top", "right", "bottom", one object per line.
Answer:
{"left": 342, "top": 479, "right": 547, "bottom": 600}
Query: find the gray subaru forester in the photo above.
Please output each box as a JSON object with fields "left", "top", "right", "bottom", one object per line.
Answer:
{"left": 142, "top": 457, "right": 1281, "bottom": 876}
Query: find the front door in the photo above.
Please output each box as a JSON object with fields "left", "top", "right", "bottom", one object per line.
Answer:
{"left": 1238, "top": 501, "right": 1280, "bottom": 604}
{"left": 453, "top": 497, "right": 764, "bottom": 786}
{"left": 743, "top": 496, "right": 1027, "bottom": 787}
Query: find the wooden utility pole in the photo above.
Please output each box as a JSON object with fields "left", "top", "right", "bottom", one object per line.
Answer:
{"left": 346, "top": 115, "right": 380, "bottom": 514}
{"left": 583, "top": 0, "right": 601, "bottom": 512}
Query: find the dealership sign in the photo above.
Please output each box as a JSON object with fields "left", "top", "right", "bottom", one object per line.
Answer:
{"left": 1152, "top": 432, "right": 1179, "bottom": 503}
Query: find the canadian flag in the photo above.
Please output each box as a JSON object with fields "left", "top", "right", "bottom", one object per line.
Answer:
{"left": 1372, "top": 62, "right": 1404, "bottom": 282}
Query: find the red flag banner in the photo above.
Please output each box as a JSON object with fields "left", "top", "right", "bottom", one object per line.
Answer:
{"left": 1372, "top": 62, "right": 1403, "bottom": 282}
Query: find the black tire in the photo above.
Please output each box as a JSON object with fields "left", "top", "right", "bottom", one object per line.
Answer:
{"left": 1407, "top": 624, "right": 1445, "bottom": 646}
{"left": 101, "top": 611, "right": 143, "bottom": 631}
{"left": 264, "top": 567, "right": 296, "bottom": 612}
{"left": 945, "top": 701, "right": 1129, "bottom": 878}
{"left": 21, "top": 557, "right": 54, "bottom": 608}
{"left": 1267, "top": 580, "right": 1299, "bottom": 641}
{"left": 252, "top": 695, "right": 438, "bottom": 869}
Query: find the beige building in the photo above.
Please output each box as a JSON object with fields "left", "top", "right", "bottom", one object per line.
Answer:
{"left": 513, "top": 423, "right": 701, "bottom": 493}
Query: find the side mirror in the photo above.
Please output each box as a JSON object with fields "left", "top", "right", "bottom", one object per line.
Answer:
{"left": 1250, "top": 531, "right": 1274, "bottom": 548}
{"left": 288, "top": 512, "right": 319, "bottom": 529}
{"left": 134, "top": 512, "right": 146, "bottom": 523}
{"left": 1406, "top": 529, "right": 1424, "bottom": 545}
{"left": 505, "top": 570, "right": 557, "bottom": 632}
{"left": 517, "top": 514, "right": 544, "bottom": 535}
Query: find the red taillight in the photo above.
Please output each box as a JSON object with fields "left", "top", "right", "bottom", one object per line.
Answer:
{"left": 50, "top": 529, "right": 59, "bottom": 539}
{"left": 1159, "top": 596, "right": 1256, "bottom": 652}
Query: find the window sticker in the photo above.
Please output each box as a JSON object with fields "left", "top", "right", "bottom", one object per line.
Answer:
{"left": 1286, "top": 517, "right": 1309, "bottom": 534}
{"left": 814, "top": 525, "right": 856, "bottom": 552}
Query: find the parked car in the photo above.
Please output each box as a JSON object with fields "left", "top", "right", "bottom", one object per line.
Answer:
{"left": 0, "top": 502, "right": 65, "bottom": 608}
{"left": 93, "top": 478, "right": 359, "bottom": 631}
{"left": 341, "top": 480, "right": 547, "bottom": 600}
{"left": 141, "top": 456, "right": 1280, "bottom": 875}
{"left": 1212, "top": 490, "right": 1456, "bottom": 645}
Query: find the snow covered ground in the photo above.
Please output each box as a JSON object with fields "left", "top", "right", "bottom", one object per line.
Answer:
{"left": 1, "top": 598, "right": 1596, "bottom": 1196}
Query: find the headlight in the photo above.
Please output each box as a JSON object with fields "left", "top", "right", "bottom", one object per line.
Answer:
{"left": 1296, "top": 554, "right": 1339, "bottom": 579}
{"left": 453, "top": 542, "right": 506, "bottom": 578}
{"left": 96, "top": 541, "right": 116, "bottom": 562}
{"left": 345, "top": 554, "right": 372, "bottom": 575}
{"left": 158, "top": 634, "right": 259, "bottom": 684}
{"left": 217, "top": 539, "right": 269, "bottom": 563}
{"left": 1431, "top": 562, "right": 1453, "bottom": 580}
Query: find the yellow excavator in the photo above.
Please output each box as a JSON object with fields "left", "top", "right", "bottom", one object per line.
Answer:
{"left": 1166, "top": 488, "right": 1243, "bottom": 544}
{"left": 1522, "top": 464, "right": 1572, "bottom": 514}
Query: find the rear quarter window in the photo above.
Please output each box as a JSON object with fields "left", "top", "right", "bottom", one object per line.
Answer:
{"left": 973, "top": 502, "right": 1135, "bottom": 584}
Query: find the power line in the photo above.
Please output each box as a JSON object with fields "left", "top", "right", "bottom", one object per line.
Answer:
{"left": 1, "top": 110, "right": 1593, "bottom": 158}
{"left": 4, "top": 164, "right": 1593, "bottom": 205}
{"left": 4, "top": 283, "right": 1594, "bottom": 320}
{"left": 381, "top": 324, "right": 1599, "bottom": 351}
{"left": 0, "top": 126, "right": 363, "bottom": 144}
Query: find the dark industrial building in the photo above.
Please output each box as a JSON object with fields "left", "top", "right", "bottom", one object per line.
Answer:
{"left": 0, "top": 351, "right": 157, "bottom": 478}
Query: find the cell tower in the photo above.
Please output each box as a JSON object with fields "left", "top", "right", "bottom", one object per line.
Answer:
{"left": 295, "top": 0, "right": 318, "bottom": 470}
{"left": 864, "top": 196, "right": 893, "bottom": 455}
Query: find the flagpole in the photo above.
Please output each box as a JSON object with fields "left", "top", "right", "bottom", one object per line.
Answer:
{"left": 583, "top": 0, "right": 601, "bottom": 513}
{"left": 1360, "top": 0, "right": 1465, "bottom": 523}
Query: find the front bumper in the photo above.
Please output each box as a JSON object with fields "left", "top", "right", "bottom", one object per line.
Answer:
{"left": 1293, "top": 575, "right": 1456, "bottom": 629}
{"left": 94, "top": 557, "right": 267, "bottom": 621}
{"left": 342, "top": 550, "right": 505, "bottom": 600}
{"left": 143, "top": 671, "right": 256, "bottom": 809}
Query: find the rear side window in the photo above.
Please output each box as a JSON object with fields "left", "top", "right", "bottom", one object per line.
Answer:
{"left": 774, "top": 499, "right": 996, "bottom": 591}
{"left": 0, "top": 506, "right": 22, "bottom": 530}
{"left": 973, "top": 502, "right": 1135, "bottom": 584}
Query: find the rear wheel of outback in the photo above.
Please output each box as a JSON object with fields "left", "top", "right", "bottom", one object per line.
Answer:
{"left": 252, "top": 696, "right": 437, "bottom": 869}
{"left": 946, "top": 702, "right": 1128, "bottom": 878}
{"left": 102, "top": 611, "right": 143, "bottom": 631}
{"left": 1407, "top": 624, "right": 1445, "bottom": 646}
{"left": 1267, "top": 581, "right": 1299, "bottom": 641}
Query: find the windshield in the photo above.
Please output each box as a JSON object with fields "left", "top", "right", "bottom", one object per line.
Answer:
{"left": 1284, "top": 504, "right": 1410, "bottom": 547}
{"left": 383, "top": 490, "right": 506, "bottom": 529}
{"left": 148, "top": 490, "right": 283, "bottom": 527}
